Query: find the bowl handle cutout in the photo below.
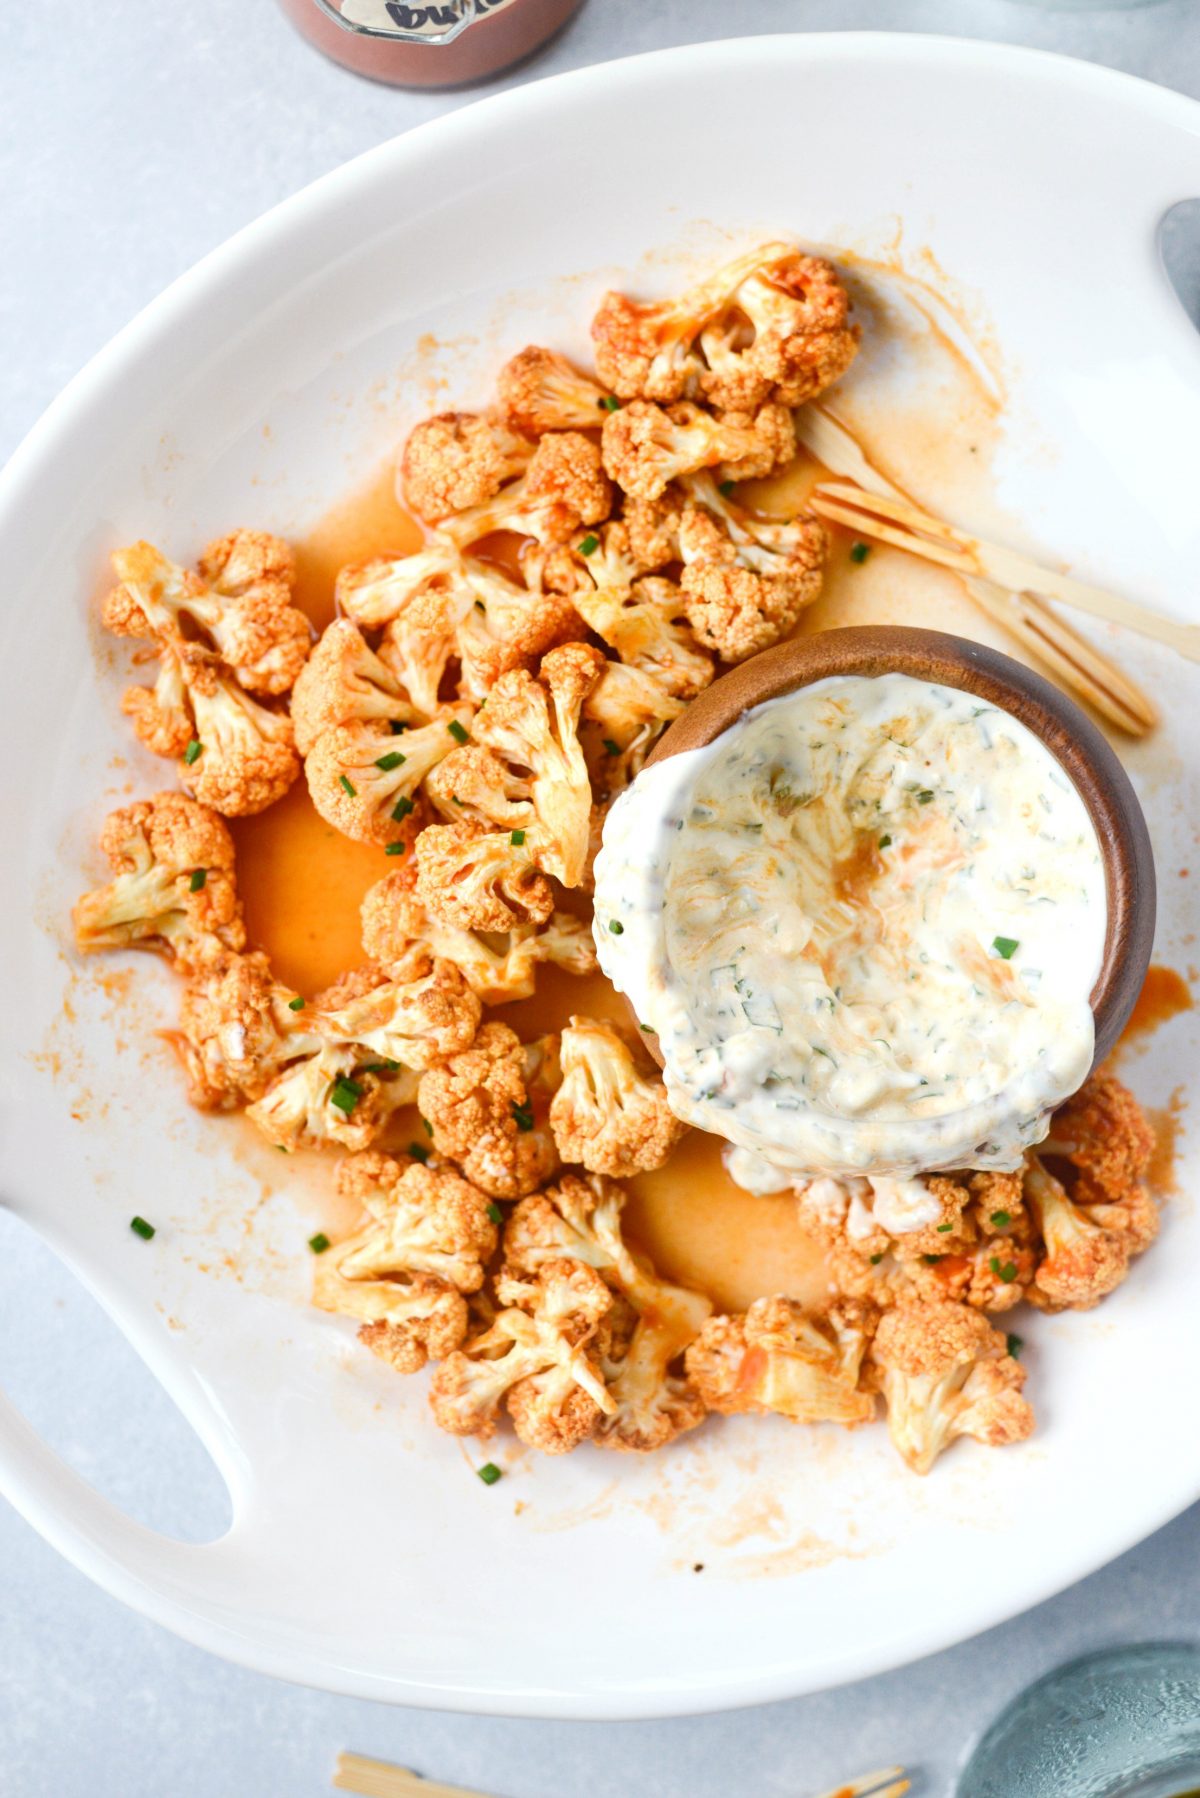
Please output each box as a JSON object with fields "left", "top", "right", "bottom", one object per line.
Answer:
{"left": 1160, "top": 198, "right": 1200, "bottom": 338}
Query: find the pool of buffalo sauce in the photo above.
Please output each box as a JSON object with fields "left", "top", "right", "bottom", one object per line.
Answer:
{"left": 229, "top": 459, "right": 834, "bottom": 1314}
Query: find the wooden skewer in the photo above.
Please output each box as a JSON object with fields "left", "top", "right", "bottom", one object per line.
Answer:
{"left": 794, "top": 406, "right": 1159, "bottom": 737}
{"left": 332, "top": 1752, "right": 498, "bottom": 1798}
{"left": 813, "top": 481, "right": 1200, "bottom": 664}
{"left": 814, "top": 1769, "right": 911, "bottom": 1798}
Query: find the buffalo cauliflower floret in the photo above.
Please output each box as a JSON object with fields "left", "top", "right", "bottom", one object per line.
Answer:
{"left": 710, "top": 401, "right": 796, "bottom": 485}
{"left": 498, "top": 346, "right": 612, "bottom": 435}
{"left": 600, "top": 400, "right": 771, "bottom": 503}
{"left": 1042, "top": 1072, "right": 1156, "bottom": 1210}
{"left": 591, "top": 242, "right": 797, "bottom": 403}
{"left": 549, "top": 1015, "right": 687, "bottom": 1178}
{"left": 333, "top": 1150, "right": 499, "bottom": 1292}
{"left": 418, "top": 1020, "right": 559, "bottom": 1199}
{"left": 869, "top": 1300, "right": 1033, "bottom": 1475}
{"left": 247, "top": 1043, "right": 418, "bottom": 1154}
{"left": 677, "top": 473, "right": 828, "bottom": 661}
{"left": 350, "top": 1285, "right": 469, "bottom": 1375}
{"left": 414, "top": 820, "right": 555, "bottom": 933}
{"left": 685, "top": 1297, "right": 877, "bottom": 1426}
{"left": 182, "top": 658, "right": 300, "bottom": 815}
{"left": 175, "top": 950, "right": 292, "bottom": 1110}
{"left": 424, "top": 745, "right": 533, "bottom": 830}
{"left": 570, "top": 524, "right": 713, "bottom": 699}
{"left": 429, "top": 1257, "right": 615, "bottom": 1452}
{"left": 1024, "top": 1157, "right": 1146, "bottom": 1311}
{"left": 291, "top": 619, "right": 417, "bottom": 756}
{"left": 360, "top": 867, "right": 595, "bottom": 1003}
{"left": 504, "top": 1172, "right": 711, "bottom": 1452}
{"left": 72, "top": 792, "right": 244, "bottom": 973}
{"left": 471, "top": 642, "right": 606, "bottom": 887}
{"left": 622, "top": 487, "right": 685, "bottom": 571}
{"left": 697, "top": 249, "right": 860, "bottom": 411}
{"left": 438, "top": 432, "right": 613, "bottom": 551}
{"left": 105, "top": 535, "right": 310, "bottom": 699}
{"left": 400, "top": 411, "right": 534, "bottom": 522}
{"left": 445, "top": 557, "right": 583, "bottom": 702}
{"left": 335, "top": 542, "right": 470, "bottom": 634}
{"left": 304, "top": 709, "right": 471, "bottom": 846}
{"left": 582, "top": 661, "right": 687, "bottom": 796}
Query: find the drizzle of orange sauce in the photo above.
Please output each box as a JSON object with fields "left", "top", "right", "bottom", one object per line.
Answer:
{"left": 1145, "top": 1089, "right": 1187, "bottom": 1197}
{"left": 1122, "top": 964, "right": 1194, "bottom": 1045}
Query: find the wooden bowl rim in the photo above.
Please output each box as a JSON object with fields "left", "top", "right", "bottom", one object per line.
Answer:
{"left": 638, "top": 625, "right": 1155, "bottom": 1072}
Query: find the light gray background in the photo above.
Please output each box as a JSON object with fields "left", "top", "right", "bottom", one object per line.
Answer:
{"left": 3, "top": 3, "right": 1200, "bottom": 1794}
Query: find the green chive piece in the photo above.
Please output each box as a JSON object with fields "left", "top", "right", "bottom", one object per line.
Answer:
{"left": 361, "top": 1059, "right": 401, "bottom": 1075}
{"left": 916, "top": 789, "right": 934, "bottom": 804}
{"left": 288, "top": 996, "right": 306, "bottom": 1012}
{"left": 375, "top": 750, "right": 406, "bottom": 771}
{"left": 389, "top": 719, "right": 408, "bottom": 735}
{"left": 422, "top": 1116, "right": 433, "bottom": 1137}
{"left": 578, "top": 533, "right": 599, "bottom": 557}
{"left": 447, "top": 719, "right": 470, "bottom": 745}
{"left": 130, "top": 1216, "right": 155, "bottom": 1241}
{"left": 385, "top": 841, "right": 406, "bottom": 856}
{"left": 391, "top": 795, "right": 414, "bottom": 822}
{"left": 718, "top": 479, "right": 736, "bottom": 498}
{"left": 602, "top": 738, "right": 621, "bottom": 757}
{"left": 308, "top": 1232, "right": 331, "bottom": 1255}
{"left": 486, "top": 1202, "right": 504, "bottom": 1226}
{"left": 339, "top": 774, "right": 357, "bottom": 798}
{"left": 329, "top": 1076, "right": 363, "bottom": 1116}
{"left": 639, "top": 1023, "right": 655, "bottom": 1033}
{"left": 608, "top": 919, "right": 624, "bottom": 935}
{"left": 849, "top": 541, "right": 870, "bottom": 564}
{"left": 408, "top": 1141, "right": 430, "bottom": 1165}
{"left": 921, "top": 1253, "right": 942, "bottom": 1265}
{"left": 512, "top": 1103, "right": 535, "bottom": 1133}
{"left": 477, "top": 1462, "right": 503, "bottom": 1485}
{"left": 991, "top": 1210, "right": 1012, "bottom": 1228}
{"left": 936, "top": 1222, "right": 953, "bottom": 1233}
{"left": 510, "top": 828, "right": 526, "bottom": 847}
{"left": 474, "top": 598, "right": 486, "bottom": 613}
{"left": 183, "top": 739, "right": 203, "bottom": 765}
{"left": 1007, "top": 1332, "right": 1024, "bottom": 1359}
{"left": 598, "top": 395, "right": 621, "bottom": 412}
{"left": 869, "top": 1252, "right": 884, "bottom": 1266}
{"left": 188, "top": 867, "right": 208, "bottom": 893}
{"left": 992, "top": 935, "right": 1019, "bottom": 960}
{"left": 989, "top": 1256, "right": 1019, "bottom": 1284}
{"left": 878, "top": 834, "right": 892, "bottom": 849}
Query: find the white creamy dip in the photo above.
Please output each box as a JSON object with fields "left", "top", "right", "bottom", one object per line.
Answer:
{"left": 594, "top": 673, "right": 1106, "bottom": 1178}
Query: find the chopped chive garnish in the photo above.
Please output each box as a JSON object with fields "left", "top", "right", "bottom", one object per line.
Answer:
{"left": 362, "top": 1058, "right": 401, "bottom": 1074}
{"left": 288, "top": 996, "right": 306, "bottom": 1011}
{"left": 329, "top": 1075, "right": 363, "bottom": 1116}
{"left": 869, "top": 1252, "right": 884, "bottom": 1266}
{"left": 990, "top": 1256, "right": 1019, "bottom": 1284}
{"left": 602, "top": 738, "right": 621, "bottom": 756}
{"left": 308, "top": 1232, "right": 331, "bottom": 1254}
{"left": 878, "top": 834, "right": 892, "bottom": 849}
{"left": 183, "top": 739, "right": 203, "bottom": 765}
{"left": 375, "top": 750, "right": 406, "bottom": 771}
{"left": 130, "top": 1216, "right": 155, "bottom": 1241}
{"left": 718, "top": 479, "right": 736, "bottom": 498}
{"left": 916, "top": 789, "right": 934, "bottom": 804}
{"left": 389, "top": 719, "right": 408, "bottom": 735}
{"left": 510, "top": 828, "right": 526, "bottom": 846}
{"left": 447, "top": 719, "right": 470, "bottom": 745}
{"left": 422, "top": 1116, "right": 433, "bottom": 1137}
{"left": 936, "top": 1222, "right": 953, "bottom": 1233}
{"left": 921, "top": 1253, "right": 942, "bottom": 1265}
{"left": 578, "top": 533, "right": 599, "bottom": 557}
{"left": 639, "top": 1023, "right": 656, "bottom": 1033}
{"left": 608, "top": 919, "right": 624, "bottom": 934}
{"left": 188, "top": 867, "right": 208, "bottom": 893}
{"left": 474, "top": 598, "right": 486, "bottom": 613}
{"left": 512, "top": 1103, "right": 535, "bottom": 1133}
{"left": 992, "top": 935, "right": 1019, "bottom": 960}
{"left": 477, "top": 1462, "right": 503, "bottom": 1485}
{"left": 275, "top": 1144, "right": 289, "bottom": 1153}
{"left": 385, "top": 841, "right": 406, "bottom": 856}
{"left": 849, "top": 541, "right": 870, "bottom": 564}
{"left": 391, "top": 795, "right": 414, "bottom": 822}
{"left": 339, "top": 774, "right": 357, "bottom": 798}
{"left": 991, "top": 1210, "right": 1012, "bottom": 1228}
{"left": 408, "top": 1141, "right": 430, "bottom": 1164}
{"left": 598, "top": 395, "right": 621, "bottom": 412}
{"left": 1007, "top": 1332, "right": 1024, "bottom": 1359}
{"left": 486, "top": 1202, "right": 504, "bottom": 1226}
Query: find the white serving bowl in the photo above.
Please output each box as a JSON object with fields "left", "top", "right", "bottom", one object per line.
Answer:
{"left": 1, "top": 34, "right": 1199, "bottom": 1717}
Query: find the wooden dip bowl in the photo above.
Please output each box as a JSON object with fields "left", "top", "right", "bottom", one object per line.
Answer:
{"left": 633, "top": 624, "right": 1155, "bottom": 1073}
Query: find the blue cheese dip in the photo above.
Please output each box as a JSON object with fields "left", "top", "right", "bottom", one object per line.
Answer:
{"left": 594, "top": 672, "right": 1106, "bottom": 1179}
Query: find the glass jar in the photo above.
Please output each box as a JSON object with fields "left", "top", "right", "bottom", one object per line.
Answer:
{"left": 277, "top": 0, "right": 584, "bottom": 89}
{"left": 956, "top": 1643, "right": 1200, "bottom": 1798}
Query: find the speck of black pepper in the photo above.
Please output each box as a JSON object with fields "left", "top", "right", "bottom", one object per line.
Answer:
{"left": 693, "top": 1562, "right": 705, "bottom": 1573}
